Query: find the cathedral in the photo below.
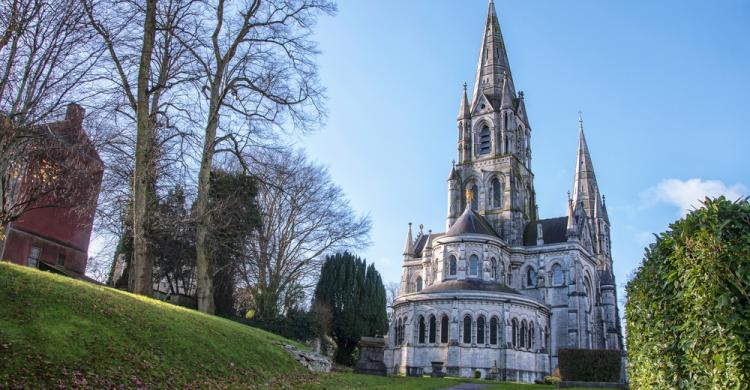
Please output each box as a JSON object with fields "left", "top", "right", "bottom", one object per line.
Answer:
{"left": 384, "top": 1, "right": 624, "bottom": 382}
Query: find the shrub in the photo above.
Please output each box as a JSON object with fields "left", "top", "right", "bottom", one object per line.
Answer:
{"left": 625, "top": 197, "right": 750, "bottom": 389}
{"left": 558, "top": 348, "right": 621, "bottom": 382}
{"left": 544, "top": 375, "right": 561, "bottom": 385}
{"left": 473, "top": 370, "right": 481, "bottom": 379}
{"left": 240, "top": 308, "right": 320, "bottom": 342}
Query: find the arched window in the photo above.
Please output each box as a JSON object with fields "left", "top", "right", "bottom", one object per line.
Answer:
{"left": 490, "top": 317, "right": 498, "bottom": 345}
{"left": 477, "top": 315, "right": 486, "bottom": 344}
{"left": 463, "top": 315, "right": 472, "bottom": 344}
{"left": 441, "top": 315, "right": 449, "bottom": 343}
{"left": 552, "top": 264, "right": 563, "bottom": 285}
{"left": 529, "top": 322, "right": 535, "bottom": 350}
{"left": 418, "top": 316, "right": 426, "bottom": 344}
{"left": 469, "top": 254, "right": 479, "bottom": 276}
{"left": 449, "top": 256, "right": 457, "bottom": 276}
{"left": 470, "top": 184, "right": 479, "bottom": 210}
{"left": 429, "top": 315, "right": 436, "bottom": 343}
{"left": 491, "top": 177, "right": 502, "bottom": 208}
{"left": 511, "top": 319, "right": 518, "bottom": 348}
{"left": 479, "top": 126, "right": 491, "bottom": 155}
{"left": 490, "top": 258, "right": 498, "bottom": 280}
{"left": 415, "top": 276, "right": 423, "bottom": 292}
{"left": 526, "top": 267, "right": 537, "bottom": 287}
{"left": 584, "top": 275, "right": 593, "bottom": 312}
{"left": 520, "top": 320, "right": 527, "bottom": 349}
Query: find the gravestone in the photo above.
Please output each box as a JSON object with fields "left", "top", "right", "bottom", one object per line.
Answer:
{"left": 354, "top": 337, "right": 386, "bottom": 375}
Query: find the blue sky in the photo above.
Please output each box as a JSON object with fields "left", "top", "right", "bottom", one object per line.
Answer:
{"left": 302, "top": 0, "right": 750, "bottom": 304}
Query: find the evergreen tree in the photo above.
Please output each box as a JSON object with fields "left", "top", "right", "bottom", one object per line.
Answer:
{"left": 207, "top": 171, "right": 260, "bottom": 317}
{"left": 313, "top": 252, "right": 387, "bottom": 365}
{"left": 362, "top": 263, "right": 388, "bottom": 337}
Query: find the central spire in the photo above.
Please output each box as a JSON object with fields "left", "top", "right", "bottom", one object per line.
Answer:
{"left": 471, "top": 0, "right": 515, "bottom": 108}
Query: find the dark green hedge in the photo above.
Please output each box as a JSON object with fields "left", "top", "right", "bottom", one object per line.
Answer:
{"left": 558, "top": 348, "right": 621, "bottom": 382}
{"left": 625, "top": 197, "right": 750, "bottom": 389}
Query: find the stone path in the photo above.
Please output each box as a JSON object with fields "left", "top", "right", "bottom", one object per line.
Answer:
{"left": 440, "top": 384, "right": 493, "bottom": 390}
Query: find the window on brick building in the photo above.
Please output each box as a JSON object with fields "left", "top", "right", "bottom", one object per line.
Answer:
{"left": 28, "top": 247, "right": 41, "bottom": 268}
{"left": 57, "top": 253, "right": 66, "bottom": 267}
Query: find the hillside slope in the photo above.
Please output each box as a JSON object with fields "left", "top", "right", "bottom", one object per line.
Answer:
{"left": 0, "top": 262, "right": 311, "bottom": 388}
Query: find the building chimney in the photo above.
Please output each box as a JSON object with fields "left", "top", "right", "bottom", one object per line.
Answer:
{"left": 66, "top": 103, "right": 85, "bottom": 127}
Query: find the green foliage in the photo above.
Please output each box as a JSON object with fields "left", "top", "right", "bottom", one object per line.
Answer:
{"left": 557, "top": 348, "right": 621, "bottom": 382}
{"left": 242, "top": 308, "right": 321, "bottom": 343}
{"left": 625, "top": 196, "right": 750, "bottom": 389}
{"left": 543, "top": 375, "right": 560, "bottom": 385}
{"left": 362, "top": 263, "right": 388, "bottom": 337}
{"left": 313, "top": 252, "right": 388, "bottom": 365}
{"left": 207, "top": 171, "right": 261, "bottom": 317}
{"left": 474, "top": 370, "right": 482, "bottom": 379}
{"left": 153, "top": 185, "right": 195, "bottom": 295}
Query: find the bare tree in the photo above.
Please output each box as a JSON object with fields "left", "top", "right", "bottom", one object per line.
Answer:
{"left": 0, "top": 0, "right": 103, "bottom": 242}
{"left": 177, "top": 0, "right": 335, "bottom": 313}
{"left": 82, "top": 0, "right": 196, "bottom": 295}
{"left": 0, "top": 0, "right": 101, "bottom": 124}
{"left": 237, "top": 149, "right": 370, "bottom": 320}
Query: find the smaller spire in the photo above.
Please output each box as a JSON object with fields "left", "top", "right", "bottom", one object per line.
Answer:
{"left": 403, "top": 222, "right": 415, "bottom": 256}
{"left": 448, "top": 161, "right": 460, "bottom": 181}
{"left": 457, "top": 83, "right": 471, "bottom": 120}
{"left": 500, "top": 71, "right": 515, "bottom": 109}
{"left": 601, "top": 195, "right": 610, "bottom": 224}
{"left": 425, "top": 229, "right": 434, "bottom": 250}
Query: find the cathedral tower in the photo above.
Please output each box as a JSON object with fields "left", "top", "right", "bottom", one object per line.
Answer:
{"left": 447, "top": 0, "right": 536, "bottom": 245}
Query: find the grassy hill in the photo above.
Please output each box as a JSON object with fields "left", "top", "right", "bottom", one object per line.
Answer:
{"left": 0, "top": 262, "right": 599, "bottom": 389}
{"left": 0, "top": 262, "right": 312, "bottom": 388}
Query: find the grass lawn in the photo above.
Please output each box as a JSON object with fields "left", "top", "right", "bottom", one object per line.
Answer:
{"left": 0, "top": 263, "right": 598, "bottom": 389}
{"left": 0, "top": 262, "right": 313, "bottom": 388}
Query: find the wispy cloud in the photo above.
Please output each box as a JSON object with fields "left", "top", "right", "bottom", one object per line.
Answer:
{"left": 644, "top": 178, "right": 747, "bottom": 217}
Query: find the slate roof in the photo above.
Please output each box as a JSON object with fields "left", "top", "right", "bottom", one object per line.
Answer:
{"left": 419, "top": 279, "right": 520, "bottom": 295}
{"left": 445, "top": 208, "right": 498, "bottom": 238}
{"left": 522, "top": 217, "right": 568, "bottom": 246}
{"left": 414, "top": 232, "right": 444, "bottom": 258}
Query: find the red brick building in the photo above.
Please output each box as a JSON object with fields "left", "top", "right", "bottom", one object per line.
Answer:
{"left": 1, "top": 104, "right": 103, "bottom": 281}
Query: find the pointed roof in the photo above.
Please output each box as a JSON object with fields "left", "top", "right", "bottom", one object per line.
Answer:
{"left": 571, "top": 113, "right": 603, "bottom": 219}
{"left": 601, "top": 195, "right": 610, "bottom": 224}
{"left": 457, "top": 83, "right": 471, "bottom": 120}
{"left": 445, "top": 206, "right": 497, "bottom": 238}
{"left": 403, "top": 222, "right": 415, "bottom": 256}
{"left": 448, "top": 162, "right": 460, "bottom": 181}
{"left": 471, "top": 0, "right": 516, "bottom": 109}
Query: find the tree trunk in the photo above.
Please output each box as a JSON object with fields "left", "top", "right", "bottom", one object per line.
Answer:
{"left": 194, "top": 88, "right": 221, "bottom": 314}
{"left": 131, "top": 0, "right": 157, "bottom": 297}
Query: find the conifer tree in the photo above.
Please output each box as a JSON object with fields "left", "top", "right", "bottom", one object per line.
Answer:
{"left": 313, "top": 252, "right": 387, "bottom": 365}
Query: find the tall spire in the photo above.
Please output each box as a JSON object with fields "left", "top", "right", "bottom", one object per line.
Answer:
{"left": 457, "top": 82, "right": 470, "bottom": 120}
{"left": 403, "top": 222, "right": 415, "bottom": 257}
{"left": 571, "top": 112, "right": 602, "bottom": 218}
{"left": 471, "top": 0, "right": 515, "bottom": 108}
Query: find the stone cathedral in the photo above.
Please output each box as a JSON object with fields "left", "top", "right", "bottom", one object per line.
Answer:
{"left": 384, "top": 1, "right": 624, "bottom": 382}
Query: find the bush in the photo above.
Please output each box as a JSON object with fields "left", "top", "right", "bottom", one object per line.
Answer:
{"left": 544, "top": 375, "right": 561, "bottom": 385}
{"left": 473, "top": 370, "right": 481, "bottom": 379}
{"left": 625, "top": 197, "right": 750, "bottom": 389}
{"left": 240, "top": 308, "right": 320, "bottom": 342}
{"left": 558, "top": 348, "right": 621, "bottom": 382}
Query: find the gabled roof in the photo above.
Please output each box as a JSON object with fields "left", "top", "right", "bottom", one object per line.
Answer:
{"left": 522, "top": 217, "right": 568, "bottom": 246}
{"left": 445, "top": 207, "right": 498, "bottom": 238}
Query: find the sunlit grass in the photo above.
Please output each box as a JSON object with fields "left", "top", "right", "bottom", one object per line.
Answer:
{"left": 0, "top": 262, "right": 311, "bottom": 388}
